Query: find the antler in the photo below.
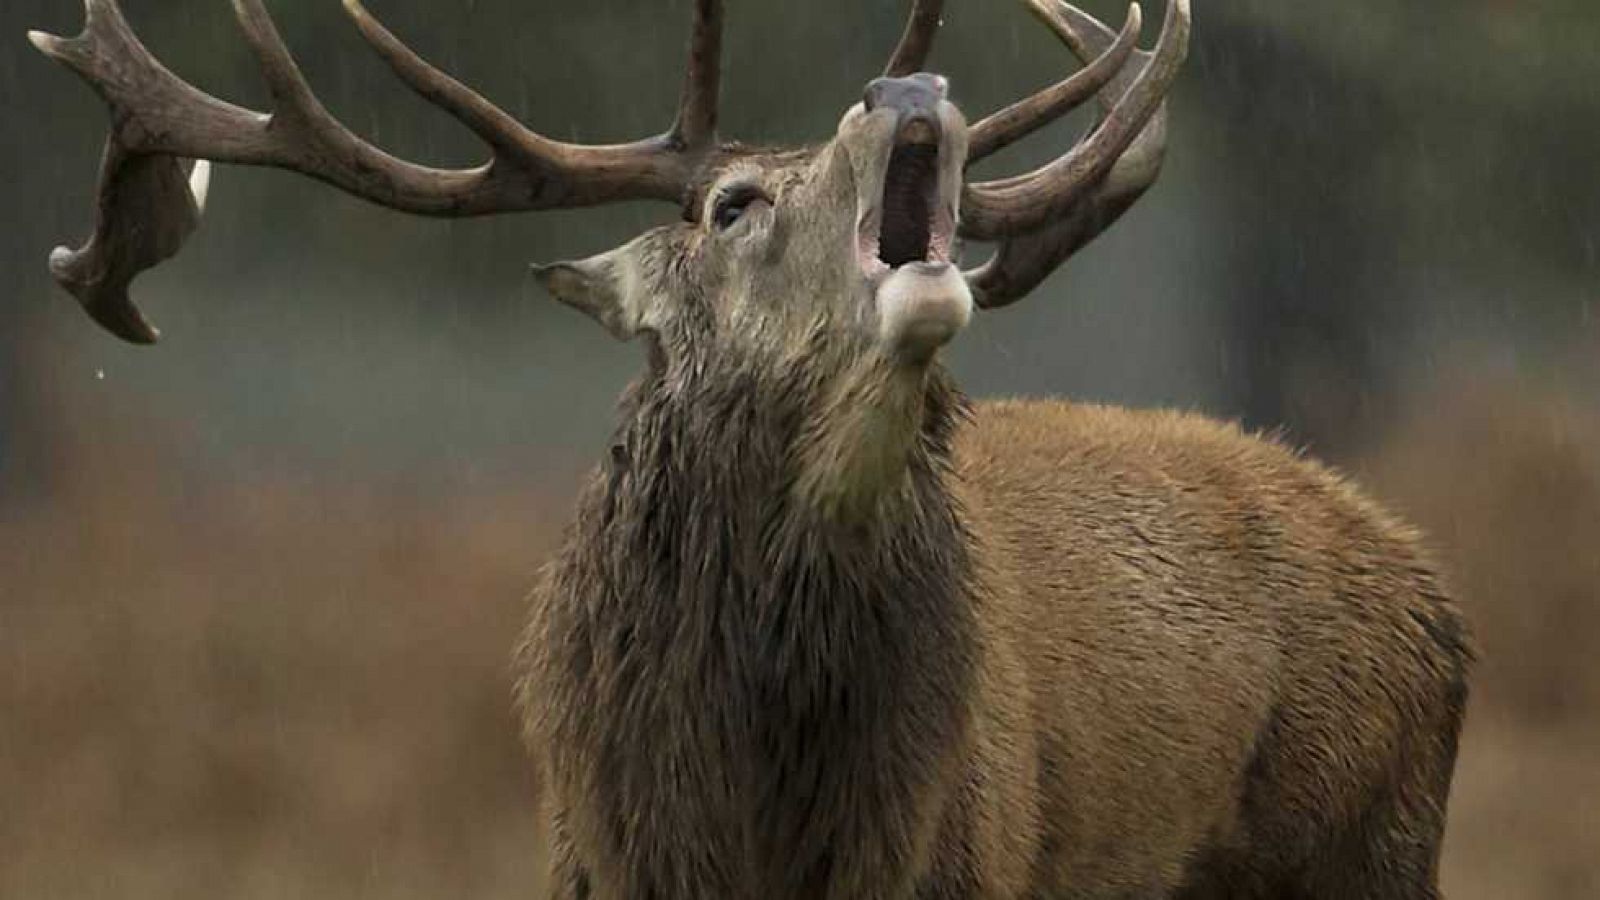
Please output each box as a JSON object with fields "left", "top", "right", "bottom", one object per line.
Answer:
{"left": 960, "top": 0, "right": 1189, "bottom": 241}
{"left": 884, "top": 0, "right": 1142, "bottom": 167}
{"left": 965, "top": 1, "right": 1180, "bottom": 309}
{"left": 884, "top": 0, "right": 946, "bottom": 78}
{"left": 965, "top": 4, "right": 1142, "bottom": 164}
{"left": 29, "top": 0, "right": 724, "bottom": 344}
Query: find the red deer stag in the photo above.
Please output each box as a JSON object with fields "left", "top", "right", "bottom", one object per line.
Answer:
{"left": 32, "top": 1, "right": 1471, "bottom": 897}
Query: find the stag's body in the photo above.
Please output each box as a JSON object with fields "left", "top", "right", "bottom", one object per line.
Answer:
{"left": 36, "top": 0, "right": 1471, "bottom": 897}
{"left": 519, "top": 381, "right": 1469, "bottom": 899}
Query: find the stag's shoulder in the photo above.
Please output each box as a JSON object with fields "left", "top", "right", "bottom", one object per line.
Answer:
{"left": 959, "top": 397, "right": 1310, "bottom": 486}
{"left": 956, "top": 396, "right": 1428, "bottom": 558}
{"left": 956, "top": 397, "right": 1474, "bottom": 671}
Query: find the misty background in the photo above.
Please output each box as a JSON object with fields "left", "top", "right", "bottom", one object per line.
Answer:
{"left": 1, "top": 1, "right": 1596, "bottom": 897}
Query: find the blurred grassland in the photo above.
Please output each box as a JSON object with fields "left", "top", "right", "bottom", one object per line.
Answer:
{"left": 1, "top": 373, "right": 555, "bottom": 898}
{"left": 1360, "top": 363, "right": 1600, "bottom": 900}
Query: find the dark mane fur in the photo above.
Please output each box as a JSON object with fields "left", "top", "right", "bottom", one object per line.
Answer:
{"left": 522, "top": 348, "right": 981, "bottom": 897}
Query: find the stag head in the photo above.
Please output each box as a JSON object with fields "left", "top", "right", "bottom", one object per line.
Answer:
{"left": 535, "top": 75, "right": 974, "bottom": 367}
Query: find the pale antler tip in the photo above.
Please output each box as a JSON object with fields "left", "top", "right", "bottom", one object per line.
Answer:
{"left": 27, "top": 29, "right": 63, "bottom": 57}
{"left": 188, "top": 160, "right": 213, "bottom": 214}
{"left": 47, "top": 245, "right": 74, "bottom": 271}
{"left": 342, "top": 0, "right": 373, "bottom": 25}
{"left": 1118, "top": 4, "right": 1145, "bottom": 51}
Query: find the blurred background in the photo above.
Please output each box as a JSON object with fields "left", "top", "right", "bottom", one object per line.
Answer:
{"left": 1, "top": 0, "right": 1596, "bottom": 896}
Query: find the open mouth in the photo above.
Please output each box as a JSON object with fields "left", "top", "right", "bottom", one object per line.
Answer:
{"left": 859, "top": 125, "right": 955, "bottom": 280}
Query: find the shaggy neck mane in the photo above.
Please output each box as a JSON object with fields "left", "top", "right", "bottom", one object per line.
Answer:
{"left": 540, "top": 347, "right": 981, "bottom": 895}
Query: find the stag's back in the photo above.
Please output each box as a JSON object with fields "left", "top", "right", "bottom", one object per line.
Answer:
{"left": 953, "top": 398, "right": 1471, "bottom": 894}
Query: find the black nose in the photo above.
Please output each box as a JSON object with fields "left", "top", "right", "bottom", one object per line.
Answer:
{"left": 863, "top": 73, "right": 949, "bottom": 120}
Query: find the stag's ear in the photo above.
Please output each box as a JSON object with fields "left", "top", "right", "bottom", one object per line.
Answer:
{"left": 532, "top": 244, "right": 656, "bottom": 341}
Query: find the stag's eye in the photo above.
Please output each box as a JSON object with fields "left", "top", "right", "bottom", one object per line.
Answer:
{"left": 711, "top": 184, "right": 771, "bottom": 232}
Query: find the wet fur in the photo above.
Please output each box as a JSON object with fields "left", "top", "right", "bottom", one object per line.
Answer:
{"left": 515, "top": 353, "right": 1471, "bottom": 898}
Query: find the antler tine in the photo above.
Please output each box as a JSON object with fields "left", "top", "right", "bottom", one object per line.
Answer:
{"left": 964, "top": 2, "right": 1174, "bottom": 310}
{"left": 884, "top": 0, "right": 946, "bottom": 78}
{"left": 671, "top": 0, "right": 724, "bottom": 151}
{"left": 960, "top": 0, "right": 1190, "bottom": 241}
{"left": 340, "top": 0, "right": 571, "bottom": 161}
{"left": 31, "top": 0, "right": 716, "bottom": 343}
{"left": 966, "top": 3, "right": 1141, "bottom": 165}
{"left": 339, "top": 0, "right": 690, "bottom": 197}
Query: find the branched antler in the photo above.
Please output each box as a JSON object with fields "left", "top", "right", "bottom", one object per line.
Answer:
{"left": 965, "top": 1, "right": 1181, "bottom": 309}
{"left": 961, "top": 0, "right": 1190, "bottom": 241}
{"left": 31, "top": 0, "right": 1186, "bottom": 339}
{"left": 875, "top": 0, "right": 1187, "bottom": 306}
{"left": 965, "top": 4, "right": 1142, "bottom": 164}
{"left": 30, "top": 0, "right": 725, "bottom": 342}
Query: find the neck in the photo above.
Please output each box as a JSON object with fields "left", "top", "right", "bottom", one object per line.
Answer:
{"left": 793, "top": 357, "right": 952, "bottom": 522}
{"left": 538, "top": 351, "right": 980, "bottom": 893}
{"left": 613, "top": 343, "right": 969, "bottom": 533}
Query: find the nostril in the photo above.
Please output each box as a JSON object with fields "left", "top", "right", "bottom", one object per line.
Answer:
{"left": 908, "top": 72, "right": 949, "bottom": 100}
{"left": 863, "top": 77, "right": 893, "bottom": 113}
{"left": 862, "top": 74, "right": 947, "bottom": 121}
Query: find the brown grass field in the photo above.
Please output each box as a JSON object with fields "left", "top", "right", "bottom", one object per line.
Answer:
{"left": 2, "top": 365, "right": 1596, "bottom": 898}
